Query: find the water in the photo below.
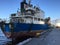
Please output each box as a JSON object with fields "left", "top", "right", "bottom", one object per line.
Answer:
{"left": 0, "top": 28, "right": 11, "bottom": 45}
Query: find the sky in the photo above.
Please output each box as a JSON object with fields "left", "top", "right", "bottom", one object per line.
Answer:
{"left": 0, "top": 0, "right": 60, "bottom": 20}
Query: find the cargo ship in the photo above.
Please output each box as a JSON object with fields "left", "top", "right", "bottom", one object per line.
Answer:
{"left": 0, "top": 0, "right": 50, "bottom": 41}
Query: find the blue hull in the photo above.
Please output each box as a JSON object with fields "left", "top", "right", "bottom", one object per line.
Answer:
{"left": 4, "top": 23, "right": 50, "bottom": 32}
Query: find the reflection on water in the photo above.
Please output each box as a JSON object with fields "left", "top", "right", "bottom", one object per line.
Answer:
{"left": 0, "top": 36, "right": 8, "bottom": 45}
{"left": 0, "top": 28, "right": 11, "bottom": 45}
{"left": 0, "top": 36, "right": 12, "bottom": 45}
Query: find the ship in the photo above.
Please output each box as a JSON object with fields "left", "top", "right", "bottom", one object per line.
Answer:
{"left": 0, "top": 0, "right": 51, "bottom": 43}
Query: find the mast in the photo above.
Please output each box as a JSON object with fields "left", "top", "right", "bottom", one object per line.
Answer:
{"left": 23, "top": 0, "right": 26, "bottom": 3}
{"left": 28, "top": 0, "right": 31, "bottom": 6}
{"left": 28, "top": 0, "right": 31, "bottom": 5}
{"left": 21, "top": 0, "right": 27, "bottom": 14}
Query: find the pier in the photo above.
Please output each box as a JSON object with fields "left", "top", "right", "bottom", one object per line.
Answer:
{"left": 17, "top": 28, "right": 60, "bottom": 45}
{"left": 0, "top": 26, "right": 60, "bottom": 45}
{"left": 0, "top": 0, "right": 60, "bottom": 45}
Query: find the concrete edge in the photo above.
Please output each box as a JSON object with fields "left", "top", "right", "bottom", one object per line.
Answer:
{"left": 17, "top": 38, "right": 32, "bottom": 45}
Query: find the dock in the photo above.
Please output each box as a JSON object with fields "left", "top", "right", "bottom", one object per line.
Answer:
{"left": 17, "top": 28, "right": 60, "bottom": 45}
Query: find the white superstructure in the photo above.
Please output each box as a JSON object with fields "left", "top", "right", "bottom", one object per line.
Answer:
{"left": 10, "top": 0, "right": 45, "bottom": 24}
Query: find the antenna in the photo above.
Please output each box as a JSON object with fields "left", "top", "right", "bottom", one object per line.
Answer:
{"left": 28, "top": 0, "right": 31, "bottom": 5}
{"left": 23, "top": 0, "right": 26, "bottom": 2}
